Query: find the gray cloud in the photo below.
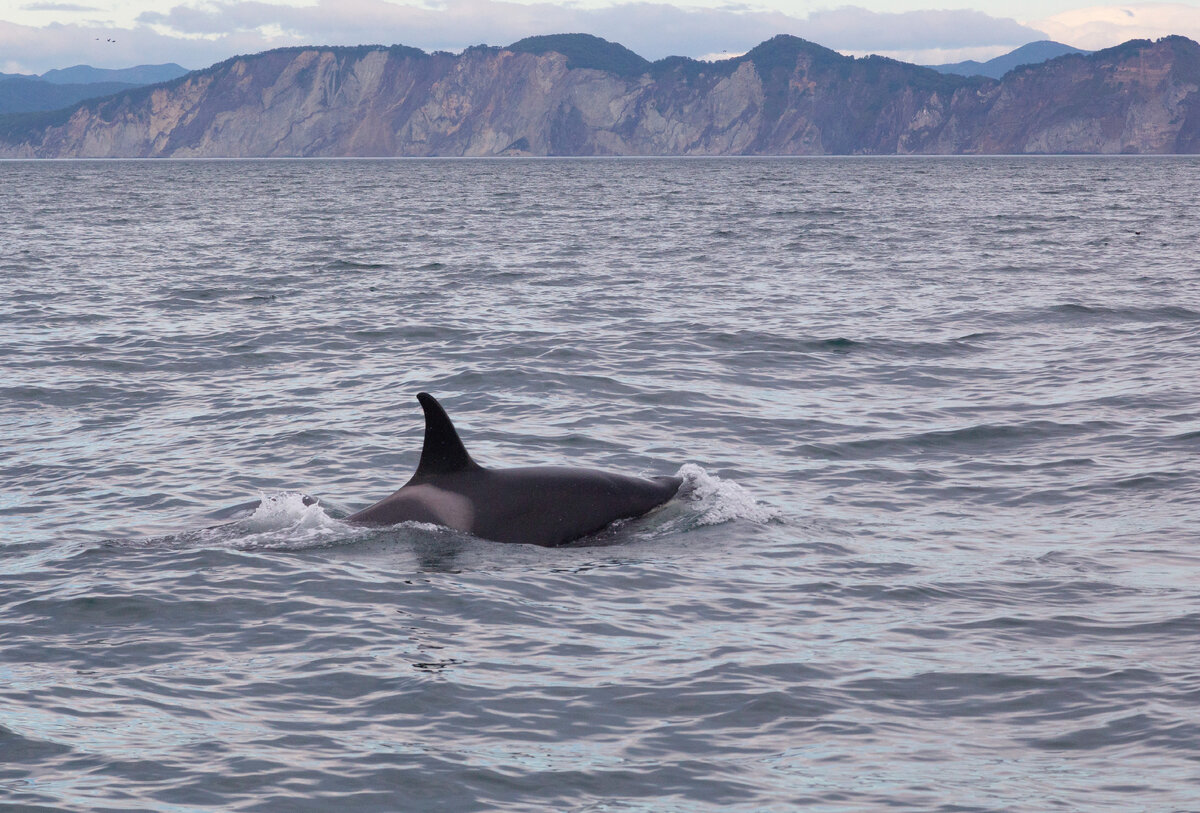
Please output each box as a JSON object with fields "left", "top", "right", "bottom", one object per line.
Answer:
{"left": 802, "top": 7, "right": 1043, "bottom": 50}
{"left": 0, "top": 19, "right": 278, "bottom": 74}
{"left": 22, "top": 2, "right": 102, "bottom": 10}
{"left": 135, "top": 0, "right": 1046, "bottom": 58}
{"left": 4, "top": 0, "right": 1049, "bottom": 74}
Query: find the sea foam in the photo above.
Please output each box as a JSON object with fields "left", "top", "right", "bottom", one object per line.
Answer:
{"left": 677, "top": 463, "right": 780, "bottom": 526}
{"left": 209, "top": 492, "right": 361, "bottom": 550}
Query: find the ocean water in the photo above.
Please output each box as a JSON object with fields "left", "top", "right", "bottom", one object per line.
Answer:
{"left": 2, "top": 156, "right": 1200, "bottom": 811}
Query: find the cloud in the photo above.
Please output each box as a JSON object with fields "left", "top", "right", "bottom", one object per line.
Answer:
{"left": 10, "top": 0, "right": 1176, "bottom": 76}
{"left": 21, "top": 3, "right": 101, "bottom": 10}
{"left": 133, "top": 0, "right": 1048, "bottom": 58}
{"left": 797, "top": 7, "right": 1043, "bottom": 50}
{"left": 1032, "top": 3, "right": 1200, "bottom": 49}
{"left": 0, "top": 19, "right": 296, "bottom": 73}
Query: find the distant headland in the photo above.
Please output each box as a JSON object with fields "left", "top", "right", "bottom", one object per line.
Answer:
{"left": 2, "top": 33, "right": 1198, "bottom": 157}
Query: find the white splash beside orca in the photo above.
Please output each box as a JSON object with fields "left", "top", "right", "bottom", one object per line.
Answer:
{"left": 346, "top": 393, "right": 683, "bottom": 546}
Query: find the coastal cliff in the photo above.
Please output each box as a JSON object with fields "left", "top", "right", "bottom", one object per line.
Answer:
{"left": 2, "top": 33, "right": 1199, "bottom": 156}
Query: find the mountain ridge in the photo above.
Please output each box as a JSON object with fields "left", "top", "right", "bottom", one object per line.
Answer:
{"left": 2, "top": 33, "right": 1198, "bottom": 156}
{"left": 0, "top": 78, "right": 139, "bottom": 115}
{"left": 0, "top": 62, "right": 192, "bottom": 115}
{"left": 507, "top": 33, "right": 652, "bottom": 76}
{"left": 40, "top": 63, "right": 190, "bottom": 85}
{"left": 927, "top": 41, "right": 1090, "bottom": 79}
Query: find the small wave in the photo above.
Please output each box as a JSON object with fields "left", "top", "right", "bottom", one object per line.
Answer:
{"left": 677, "top": 464, "right": 780, "bottom": 526}
{"left": 702, "top": 330, "right": 859, "bottom": 353}
{"left": 1167, "top": 428, "right": 1200, "bottom": 443}
{"left": 0, "top": 383, "right": 170, "bottom": 407}
{"left": 326, "top": 259, "right": 387, "bottom": 270}
{"left": 0, "top": 724, "right": 72, "bottom": 761}
{"left": 1042, "top": 303, "right": 1200, "bottom": 323}
{"left": 697, "top": 329, "right": 980, "bottom": 360}
{"left": 800, "top": 419, "right": 1115, "bottom": 459}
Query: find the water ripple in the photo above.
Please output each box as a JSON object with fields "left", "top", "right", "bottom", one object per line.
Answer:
{"left": 2, "top": 157, "right": 1199, "bottom": 811}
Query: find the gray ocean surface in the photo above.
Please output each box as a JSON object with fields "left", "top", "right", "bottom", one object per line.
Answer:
{"left": 2, "top": 157, "right": 1200, "bottom": 811}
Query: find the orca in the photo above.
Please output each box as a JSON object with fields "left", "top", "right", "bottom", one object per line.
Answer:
{"left": 346, "top": 393, "right": 683, "bottom": 547}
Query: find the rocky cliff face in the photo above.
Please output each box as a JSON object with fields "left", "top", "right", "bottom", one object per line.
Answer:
{"left": 3, "top": 34, "right": 1199, "bottom": 156}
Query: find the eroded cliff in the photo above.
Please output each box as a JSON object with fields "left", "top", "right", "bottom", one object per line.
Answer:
{"left": 2, "top": 34, "right": 1198, "bottom": 156}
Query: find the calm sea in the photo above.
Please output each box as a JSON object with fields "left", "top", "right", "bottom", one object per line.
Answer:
{"left": 3, "top": 157, "right": 1200, "bottom": 811}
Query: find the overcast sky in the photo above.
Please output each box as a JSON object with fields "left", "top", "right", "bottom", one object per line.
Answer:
{"left": 3, "top": 0, "right": 1200, "bottom": 75}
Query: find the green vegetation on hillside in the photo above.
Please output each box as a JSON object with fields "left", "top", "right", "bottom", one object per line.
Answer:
{"left": 506, "top": 34, "right": 651, "bottom": 77}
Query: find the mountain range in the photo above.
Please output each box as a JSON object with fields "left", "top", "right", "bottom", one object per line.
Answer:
{"left": 0, "top": 63, "right": 189, "bottom": 115}
{"left": 925, "top": 40, "right": 1090, "bottom": 79}
{"left": 1, "top": 34, "right": 1198, "bottom": 156}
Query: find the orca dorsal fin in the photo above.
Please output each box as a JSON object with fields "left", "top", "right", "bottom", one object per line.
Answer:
{"left": 412, "top": 392, "right": 483, "bottom": 480}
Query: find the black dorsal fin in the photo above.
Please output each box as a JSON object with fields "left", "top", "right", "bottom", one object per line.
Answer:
{"left": 412, "top": 392, "right": 483, "bottom": 480}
